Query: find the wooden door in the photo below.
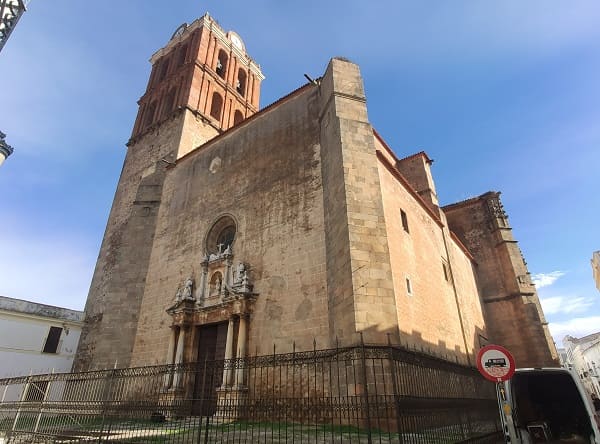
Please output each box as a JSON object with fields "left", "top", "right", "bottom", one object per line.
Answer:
{"left": 192, "top": 322, "right": 228, "bottom": 416}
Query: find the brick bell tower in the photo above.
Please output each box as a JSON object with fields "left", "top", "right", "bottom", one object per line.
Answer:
{"left": 131, "top": 13, "right": 264, "bottom": 158}
{"left": 74, "top": 14, "right": 264, "bottom": 371}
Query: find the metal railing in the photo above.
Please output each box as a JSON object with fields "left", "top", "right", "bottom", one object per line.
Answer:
{"left": 0, "top": 337, "right": 501, "bottom": 443}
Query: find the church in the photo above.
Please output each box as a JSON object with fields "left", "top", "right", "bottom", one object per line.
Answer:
{"left": 73, "top": 13, "right": 557, "bottom": 376}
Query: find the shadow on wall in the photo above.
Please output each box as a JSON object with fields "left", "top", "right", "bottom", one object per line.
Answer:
{"left": 348, "top": 324, "right": 490, "bottom": 368}
{"left": 267, "top": 323, "right": 491, "bottom": 369}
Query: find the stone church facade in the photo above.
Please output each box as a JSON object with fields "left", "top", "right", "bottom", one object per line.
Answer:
{"left": 74, "top": 13, "right": 557, "bottom": 376}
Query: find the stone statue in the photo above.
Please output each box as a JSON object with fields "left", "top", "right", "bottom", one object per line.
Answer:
{"left": 174, "top": 287, "right": 183, "bottom": 302}
{"left": 182, "top": 277, "right": 194, "bottom": 300}
{"left": 216, "top": 275, "right": 222, "bottom": 294}
{"left": 235, "top": 263, "right": 246, "bottom": 285}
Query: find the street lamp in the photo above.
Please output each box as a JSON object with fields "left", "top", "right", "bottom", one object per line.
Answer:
{"left": 0, "top": 131, "right": 14, "bottom": 166}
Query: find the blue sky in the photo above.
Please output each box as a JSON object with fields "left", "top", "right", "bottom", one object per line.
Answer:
{"left": 1, "top": 1, "right": 599, "bottom": 347}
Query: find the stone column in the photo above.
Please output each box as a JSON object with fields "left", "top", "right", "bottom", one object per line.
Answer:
{"left": 235, "top": 315, "right": 248, "bottom": 387}
{"left": 228, "top": 55, "right": 237, "bottom": 85}
{"left": 224, "top": 256, "right": 233, "bottom": 294}
{"left": 211, "top": 38, "right": 219, "bottom": 70}
{"left": 204, "top": 33, "right": 214, "bottom": 66}
{"left": 173, "top": 326, "right": 187, "bottom": 388}
{"left": 163, "top": 326, "right": 178, "bottom": 389}
{"left": 166, "top": 327, "right": 177, "bottom": 364}
{"left": 198, "top": 260, "right": 208, "bottom": 305}
{"left": 251, "top": 75, "right": 258, "bottom": 107}
{"left": 222, "top": 317, "right": 235, "bottom": 387}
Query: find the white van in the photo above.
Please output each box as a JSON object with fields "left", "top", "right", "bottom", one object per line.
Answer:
{"left": 500, "top": 368, "right": 600, "bottom": 443}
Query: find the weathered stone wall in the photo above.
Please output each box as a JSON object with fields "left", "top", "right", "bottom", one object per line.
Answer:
{"left": 444, "top": 193, "right": 558, "bottom": 367}
{"left": 319, "top": 59, "right": 399, "bottom": 347}
{"left": 445, "top": 231, "right": 488, "bottom": 360}
{"left": 130, "top": 83, "right": 330, "bottom": 365}
{"left": 74, "top": 113, "right": 186, "bottom": 371}
{"left": 376, "top": 151, "right": 486, "bottom": 365}
{"left": 78, "top": 48, "right": 554, "bottom": 372}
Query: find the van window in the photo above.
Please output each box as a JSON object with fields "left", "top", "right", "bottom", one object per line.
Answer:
{"left": 511, "top": 371, "right": 594, "bottom": 441}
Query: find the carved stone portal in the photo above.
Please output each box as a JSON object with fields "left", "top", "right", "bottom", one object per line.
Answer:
{"left": 165, "top": 247, "right": 257, "bottom": 420}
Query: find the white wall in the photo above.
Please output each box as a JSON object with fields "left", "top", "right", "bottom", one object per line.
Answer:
{"left": 582, "top": 343, "right": 600, "bottom": 396}
{"left": 564, "top": 335, "right": 600, "bottom": 397}
{"left": 0, "top": 311, "right": 82, "bottom": 379}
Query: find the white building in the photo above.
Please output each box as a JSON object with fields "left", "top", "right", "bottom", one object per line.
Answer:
{"left": 0, "top": 296, "right": 83, "bottom": 379}
{"left": 556, "top": 347, "right": 570, "bottom": 368}
{"left": 564, "top": 333, "right": 600, "bottom": 397}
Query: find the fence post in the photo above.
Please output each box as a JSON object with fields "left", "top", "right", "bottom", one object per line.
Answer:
{"left": 33, "top": 371, "right": 53, "bottom": 433}
{"left": 387, "top": 334, "right": 404, "bottom": 443}
{"left": 196, "top": 356, "right": 209, "bottom": 444}
{"left": 11, "top": 372, "right": 31, "bottom": 436}
{"left": 97, "top": 367, "right": 117, "bottom": 444}
{"left": 359, "top": 332, "right": 373, "bottom": 444}
{"left": 1, "top": 382, "right": 8, "bottom": 404}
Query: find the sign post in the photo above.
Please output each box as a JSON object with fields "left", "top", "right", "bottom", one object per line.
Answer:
{"left": 476, "top": 345, "right": 517, "bottom": 443}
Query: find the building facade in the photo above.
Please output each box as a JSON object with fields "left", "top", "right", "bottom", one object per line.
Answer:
{"left": 74, "top": 13, "right": 558, "bottom": 383}
{"left": 564, "top": 333, "right": 600, "bottom": 397}
{"left": 0, "top": 296, "right": 83, "bottom": 379}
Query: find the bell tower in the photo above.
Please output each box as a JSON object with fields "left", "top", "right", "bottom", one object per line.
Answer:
{"left": 74, "top": 14, "right": 264, "bottom": 371}
{"left": 130, "top": 13, "right": 264, "bottom": 158}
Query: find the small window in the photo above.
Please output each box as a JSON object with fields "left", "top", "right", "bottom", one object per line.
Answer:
{"left": 210, "top": 92, "right": 223, "bottom": 121}
{"left": 43, "top": 327, "right": 62, "bottom": 354}
{"left": 442, "top": 260, "right": 450, "bottom": 281}
{"left": 401, "top": 209, "right": 409, "bottom": 233}
{"left": 406, "top": 278, "right": 412, "bottom": 295}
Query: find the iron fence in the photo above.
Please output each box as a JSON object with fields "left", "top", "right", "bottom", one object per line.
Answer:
{"left": 0, "top": 338, "right": 501, "bottom": 443}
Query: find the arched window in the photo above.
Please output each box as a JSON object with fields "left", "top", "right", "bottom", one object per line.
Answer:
{"left": 236, "top": 69, "right": 247, "bottom": 97}
{"left": 216, "top": 49, "right": 228, "bottom": 79}
{"left": 210, "top": 92, "right": 223, "bottom": 121}
{"left": 178, "top": 44, "right": 188, "bottom": 66}
{"left": 162, "top": 88, "right": 177, "bottom": 118}
{"left": 143, "top": 102, "right": 157, "bottom": 128}
{"left": 233, "top": 110, "right": 244, "bottom": 126}
{"left": 217, "top": 226, "right": 235, "bottom": 251}
{"left": 206, "top": 215, "right": 236, "bottom": 254}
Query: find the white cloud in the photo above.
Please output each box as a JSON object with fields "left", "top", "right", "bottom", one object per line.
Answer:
{"left": 549, "top": 316, "right": 600, "bottom": 346}
{"left": 540, "top": 295, "right": 594, "bottom": 316}
{"left": 532, "top": 271, "right": 566, "bottom": 288}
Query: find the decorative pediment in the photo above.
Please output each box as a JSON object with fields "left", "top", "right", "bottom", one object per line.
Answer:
{"left": 166, "top": 249, "right": 257, "bottom": 321}
{"left": 195, "top": 245, "right": 254, "bottom": 305}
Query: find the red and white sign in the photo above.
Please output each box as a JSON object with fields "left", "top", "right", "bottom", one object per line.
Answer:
{"left": 476, "top": 345, "right": 515, "bottom": 382}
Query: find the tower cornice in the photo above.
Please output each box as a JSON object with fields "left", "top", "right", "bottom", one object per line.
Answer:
{"left": 149, "top": 13, "right": 264, "bottom": 81}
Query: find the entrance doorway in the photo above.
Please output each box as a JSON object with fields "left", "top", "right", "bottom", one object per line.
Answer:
{"left": 192, "top": 322, "right": 228, "bottom": 416}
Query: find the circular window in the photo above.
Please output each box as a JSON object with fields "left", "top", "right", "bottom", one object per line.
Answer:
{"left": 206, "top": 215, "right": 236, "bottom": 254}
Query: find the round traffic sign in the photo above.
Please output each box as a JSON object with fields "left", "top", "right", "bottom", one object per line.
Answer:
{"left": 476, "top": 344, "right": 515, "bottom": 382}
